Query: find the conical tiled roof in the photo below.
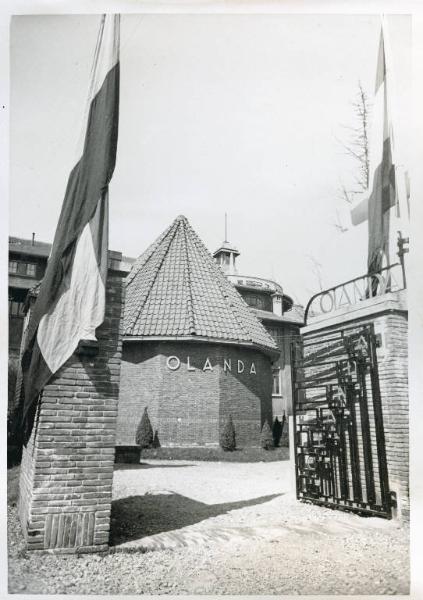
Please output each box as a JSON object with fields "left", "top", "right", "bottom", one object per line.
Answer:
{"left": 124, "top": 215, "right": 279, "bottom": 356}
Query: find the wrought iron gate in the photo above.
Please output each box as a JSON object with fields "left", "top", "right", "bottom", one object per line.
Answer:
{"left": 291, "top": 324, "right": 392, "bottom": 518}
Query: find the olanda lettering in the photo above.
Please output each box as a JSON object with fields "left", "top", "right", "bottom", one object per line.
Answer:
{"left": 166, "top": 355, "right": 257, "bottom": 375}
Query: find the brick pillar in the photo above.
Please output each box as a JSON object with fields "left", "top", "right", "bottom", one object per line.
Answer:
{"left": 18, "top": 265, "right": 125, "bottom": 552}
{"left": 301, "top": 290, "right": 409, "bottom": 520}
{"left": 376, "top": 310, "right": 409, "bottom": 519}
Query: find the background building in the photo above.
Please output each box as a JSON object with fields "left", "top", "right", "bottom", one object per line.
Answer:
{"left": 7, "top": 235, "right": 133, "bottom": 425}
{"left": 213, "top": 239, "right": 304, "bottom": 418}
{"left": 8, "top": 236, "right": 50, "bottom": 355}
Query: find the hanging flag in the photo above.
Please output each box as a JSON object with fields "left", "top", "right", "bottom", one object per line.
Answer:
{"left": 350, "top": 17, "right": 406, "bottom": 274}
{"left": 21, "top": 14, "right": 120, "bottom": 438}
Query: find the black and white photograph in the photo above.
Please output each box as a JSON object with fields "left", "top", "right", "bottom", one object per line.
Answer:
{"left": 1, "top": 0, "right": 421, "bottom": 596}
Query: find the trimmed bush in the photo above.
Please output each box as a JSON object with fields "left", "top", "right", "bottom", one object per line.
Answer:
{"left": 280, "top": 412, "right": 289, "bottom": 447}
{"left": 272, "top": 417, "right": 283, "bottom": 447}
{"left": 261, "top": 419, "right": 274, "bottom": 450}
{"left": 152, "top": 429, "right": 161, "bottom": 448}
{"left": 220, "top": 414, "right": 236, "bottom": 451}
{"left": 135, "top": 407, "right": 154, "bottom": 449}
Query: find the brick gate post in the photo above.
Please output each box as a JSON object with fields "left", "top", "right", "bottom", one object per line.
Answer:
{"left": 18, "top": 257, "right": 125, "bottom": 552}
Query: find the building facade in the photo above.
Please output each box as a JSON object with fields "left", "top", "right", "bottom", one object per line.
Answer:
{"left": 213, "top": 240, "right": 304, "bottom": 418}
{"left": 8, "top": 236, "right": 51, "bottom": 355}
{"left": 8, "top": 236, "right": 133, "bottom": 356}
{"left": 116, "top": 215, "right": 280, "bottom": 449}
{"left": 7, "top": 236, "right": 132, "bottom": 424}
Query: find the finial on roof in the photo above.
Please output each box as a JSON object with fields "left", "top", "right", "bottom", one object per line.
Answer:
{"left": 212, "top": 214, "right": 240, "bottom": 276}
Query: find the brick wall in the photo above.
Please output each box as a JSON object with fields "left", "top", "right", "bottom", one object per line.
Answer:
{"left": 18, "top": 268, "right": 125, "bottom": 552}
{"left": 376, "top": 312, "right": 409, "bottom": 519}
{"left": 301, "top": 293, "right": 408, "bottom": 520}
{"left": 117, "top": 341, "right": 273, "bottom": 448}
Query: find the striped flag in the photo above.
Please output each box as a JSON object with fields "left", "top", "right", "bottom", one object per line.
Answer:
{"left": 21, "top": 15, "right": 120, "bottom": 438}
{"left": 350, "top": 17, "right": 408, "bottom": 274}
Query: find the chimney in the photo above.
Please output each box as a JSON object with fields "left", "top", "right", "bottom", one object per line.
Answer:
{"left": 271, "top": 291, "right": 284, "bottom": 317}
{"left": 32, "top": 232, "right": 35, "bottom": 246}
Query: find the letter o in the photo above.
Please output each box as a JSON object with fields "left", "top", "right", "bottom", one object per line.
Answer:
{"left": 167, "top": 356, "right": 181, "bottom": 371}
{"left": 319, "top": 291, "right": 334, "bottom": 314}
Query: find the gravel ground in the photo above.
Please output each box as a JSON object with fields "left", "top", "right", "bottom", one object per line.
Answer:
{"left": 8, "top": 460, "right": 409, "bottom": 595}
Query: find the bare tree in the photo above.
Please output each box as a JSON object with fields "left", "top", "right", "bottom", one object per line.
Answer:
{"left": 333, "top": 81, "right": 371, "bottom": 231}
{"left": 340, "top": 81, "right": 370, "bottom": 191}
{"left": 331, "top": 208, "right": 348, "bottom": 233}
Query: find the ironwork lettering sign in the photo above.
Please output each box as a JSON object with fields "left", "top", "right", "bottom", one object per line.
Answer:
{"left": 305, "top": 262, "right": 405, "bottom": 323}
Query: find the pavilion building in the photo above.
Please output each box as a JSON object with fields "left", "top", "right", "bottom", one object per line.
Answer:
{"left": 116, "top": 215, "right": 280, "bottom": 450}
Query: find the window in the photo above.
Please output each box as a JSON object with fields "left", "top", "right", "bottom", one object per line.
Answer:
{"left": 272, "top": 368, "right": 281, "bottom": 396}
{"left": 109, "top": 258, "right": 121, "bottom": 270}
{"left": 245, "top": 294, "right": 258, "bottom": 307}
{"left": 9, "top": 300, "right": 24, "bottom": 316}
{"left": 244, "top": 294, "right": 268, "bottom": 310}
{"left": 9, "top": 261, "right": 18, "bottom": 273}
{"left": 26, "top": 263, "right": 36, "bottom": 276}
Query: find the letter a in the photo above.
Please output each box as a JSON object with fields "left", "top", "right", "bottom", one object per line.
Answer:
{"left": 250, "top": 362, "right": 256, "bottom": 375}
{"left": 203, "top": 357, "right": 213, "bottom": 371}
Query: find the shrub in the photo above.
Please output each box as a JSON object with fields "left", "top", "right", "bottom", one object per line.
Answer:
{"left": 135, "top": 407, "right": 154, "bottom": 449}
{"left": 280, "top": 412, "right": 289, "bottom": 447}
{"left": 261, "top": 419, "right": 274, "bottom": 450}
{"left": 152, "top": 429, "right": 161, "bottom": 448}
{"left": 220, "top": 414, "right": 236, "bottom": 451}
{"left": 272, "top": 417, "right": 282, "bottom": 447}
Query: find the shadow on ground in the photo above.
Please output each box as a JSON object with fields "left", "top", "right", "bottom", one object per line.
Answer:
{"left": 114, "top": 463, "right": 197, "bottom": 471}
{"left": 110, "top": 492, "right": 282, "bottom": 546}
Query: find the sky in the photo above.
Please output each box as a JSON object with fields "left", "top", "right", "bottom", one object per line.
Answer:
{"left": 9, "top": 12, "right": 411, "bottom": 305}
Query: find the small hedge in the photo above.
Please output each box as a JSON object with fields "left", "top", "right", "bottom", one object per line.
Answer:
{"left": 260, "top": 419, "right": 274, "bottom": 450}
{"left": 220, "top": 415, "right": 236, "bottom": 451}
{"left": 272, "top": 417, "right": 283, "bottom": 447}
{"left": 135, "top": 408, "right": 154, "bottom": 449}
{"left": 152, "top": 430, "right": 161, "bottom": 448}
